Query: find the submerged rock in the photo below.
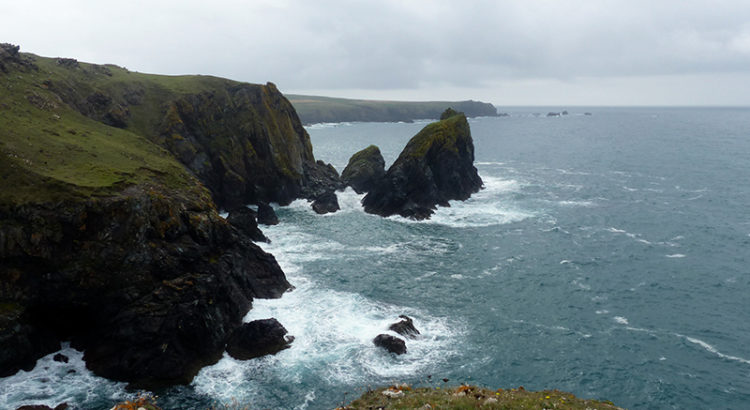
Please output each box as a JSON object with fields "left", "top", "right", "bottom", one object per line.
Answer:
{"left": 362, "top": 109, "right": 482, "bottom": 220}
{"left": 227, "top": 207, "right": 269, "bottom": 243}
{"left": 341, "top": 145, "right": 386, "bottom": 194}
{"left": 257, "top": 202, "right": 279, "bottom": 225}
{"left": 225, "top": 319, "right": 294, "bottom": 360}
{"left": 373, "top": 334, "right": 407, "bottom": 355}
{"left": 388, "top": 315, "right": 420, "bottom": 339}
{"left": 311, "top": 191, "right": 340, "bottom": 214}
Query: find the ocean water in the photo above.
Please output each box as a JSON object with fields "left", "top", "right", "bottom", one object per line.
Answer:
{"left": 2, "top": 108, "right": 750, "bottom": 409}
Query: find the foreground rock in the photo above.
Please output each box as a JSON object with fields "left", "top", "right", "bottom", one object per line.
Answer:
{"left": 225, "top": 318, "right": 294, "bottom": 360}
{"left": 388, "top": 315, "right": 420, "bottom": 339}
{"left": 362, "top": 109, "right": 483, "bottom": 219}
{"left": 226, "top": 207, "right": 269, "bottom": 243}
{"left": 341, "top": 145, "right": 386, "bottom": 194}
{"left": 373, "top": 334, "right": 407, "bottom": 355}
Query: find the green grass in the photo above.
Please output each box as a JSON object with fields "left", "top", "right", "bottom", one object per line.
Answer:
{"left": 401, "top": 113, "right": 470, "bottom": 159}
{"left": 0, "top": 52, "right": 240, "bottom": 206}
{"left": 345, "top": 385, "right": 624, "bottom": 410}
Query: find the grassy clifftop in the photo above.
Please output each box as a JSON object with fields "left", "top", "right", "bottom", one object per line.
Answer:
{"left": 288, "top": 94, "right": 498, "bottom": 124}
{"left": 0, "top": 47, "right": 206, "bottom": 206}
{"left": 0, "top": 44, "right": 320, "bottom": 209}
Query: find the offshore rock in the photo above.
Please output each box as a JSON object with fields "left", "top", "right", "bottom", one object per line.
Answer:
{"left": 341, "top": 145, "right": 386, "bottom": 194}
{"left": 362, "top": 109, "right": 482, "bottom": 220}
{"left": 373, "top": 334, "right": 407, "bottom": 355}
{"left": 225, "top": 318, "right": 293, "bottom": 360}
{"left": 0, "top": 188, "right": 291, "bottom": 389}
{"left": 388, "top": 315, "right": 420, "bottom": 339}
{"left": 311, "top": 191, "right": 340, "bottom": 214}
{"left": 257, "top": 202, "right": 279, "bottom": 225}
{"left": 226, "top": 207, "right": 269, "bottom": 243}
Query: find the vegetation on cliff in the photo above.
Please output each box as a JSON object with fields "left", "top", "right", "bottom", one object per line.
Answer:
{"left": 345, "top": 384, "right": 623, "bottom": 410}
{"left": 362, "top": 109, "right": 483, "bottom": 219}
{"left": 288, "top": 94, "right": 498, "bottom": 124}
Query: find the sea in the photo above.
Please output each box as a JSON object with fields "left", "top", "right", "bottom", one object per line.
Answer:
{"left": 2, "top": 107, "right": 749, "bottom": 409}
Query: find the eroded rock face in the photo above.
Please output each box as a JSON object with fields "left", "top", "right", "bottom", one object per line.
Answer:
{"left": 373, "top": 334, "right": 407, "bottom": 355}
{"left": 225, "top": 318, "right": 293, "bottom": 360}
{"left": 0, "top": 188, "right": 290, "bottom": 388}
{"left": 362, "top": 110, "right": 482, "bottom": 219}
{"left": 341, "top": 145, "right": 386, "bottom": 194}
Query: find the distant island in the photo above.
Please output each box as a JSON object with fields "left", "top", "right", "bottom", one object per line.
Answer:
{"left": 287, "top": 94, "right": 498, "bottom": 124}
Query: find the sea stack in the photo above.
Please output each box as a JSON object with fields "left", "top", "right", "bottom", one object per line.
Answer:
{"left": 362, "top": 108, "right": 483, "bottom": 220}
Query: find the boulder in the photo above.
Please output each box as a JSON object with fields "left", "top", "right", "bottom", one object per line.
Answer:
{"left": 301, "top": 160, "right": 344, "bottom": 200}
{"left": 341, "top": 145, "right": 386, "bottom": 194}
{"left": 388, "top": 315, "right": 420, "bottom": 339}
{"left": 227, "top": 207, "right": 269, "bottom": 243}
{"left": 311, "top": 191, "right": 340, "bottom": 214}
{"left": 373, "top": 334, "right": 407, "bottom": 355}
{"left": 257, "top": 202, "right": 279, "bottom": 225}
{"left": 16, "top": 404, "right": 68, "bottom": 410}
{"left": 362, "top": 109, "right": 483, "bottom": 220}
{"left": 225, "top": 319, "right": 294, "bottom": 360}
{"left": 53, "top": 353, "right": 69, "bottom": 363}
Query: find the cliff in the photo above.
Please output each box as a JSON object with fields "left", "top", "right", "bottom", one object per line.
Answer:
{"left": 287, "top": 94, "right": 498, "bottom": 124}
{"left": 0, "top": 44, "right": 292, "bottom": 388}
{"left": 362, "top": 109, "right": 483, "bottom": 219}
{"left": 8, "top": 46, "right": 338, "bottom": 209}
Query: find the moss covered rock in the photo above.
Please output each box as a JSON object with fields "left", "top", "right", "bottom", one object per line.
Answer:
{"left": 341, "top": 145, "right": 386, "bottom": 194}
{"left": 362, "top": 110, "right": 482, "bottom": 219}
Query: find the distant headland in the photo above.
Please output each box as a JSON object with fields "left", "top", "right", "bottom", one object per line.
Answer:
{"left": 287, "top": 94, "right": 498, "bottom": 124}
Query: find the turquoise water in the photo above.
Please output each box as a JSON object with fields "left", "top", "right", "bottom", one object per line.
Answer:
{"left": 2, "top": 108, "right": 749, "bottom": 409}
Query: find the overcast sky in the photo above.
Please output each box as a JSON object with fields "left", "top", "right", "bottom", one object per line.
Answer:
{"left": 5, "top": 0, "right": 750, "bottom": 105}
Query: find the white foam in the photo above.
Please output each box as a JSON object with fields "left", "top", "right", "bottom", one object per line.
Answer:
{"left": 666, "top": 254, "right": 687, "bottom": 258}
{"left": 613, "top": 316, "right": 629, "bottom": 325}
{"left": 0, "top": 343, "right": 130, "bottom": 409}
{"left": 678, "top": 335, "right": 750, "bottom": 366}
{"left": 595, "top": 310, "right": 609, "bottom": 315}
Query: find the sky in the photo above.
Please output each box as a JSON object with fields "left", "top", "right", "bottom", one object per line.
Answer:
{"left": 4, "top": 0, "right": 750, "bottom": 106}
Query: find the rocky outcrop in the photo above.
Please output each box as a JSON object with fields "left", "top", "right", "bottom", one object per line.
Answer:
{"left": 373, "top": 334, "right": 407, "bottom": 355}
{"left": 226, "top": 207, "right": 269, "bottom": 243}
{"left": 0, "top": 187, "right": 290, "bottom": 388}
{"left": 362, "top": 109, "right": 483, "bottom": 219}
{"left": 311, "top": 191, "right": 340, "bottom": 214}
{"left": 257, "top": 202, "right": 279, "bottom": 225}
{"left": 341, "top": 145, "right": 386, "bottom": 194}
{"left": 225, "top": 318, "right": 294, "bottom": 360}
{"left": 388, "top": 315, "right": 420, "bottom": 339}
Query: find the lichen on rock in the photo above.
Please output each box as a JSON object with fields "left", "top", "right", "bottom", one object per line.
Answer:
{"left": 341, "top": 145, "right": 386, "bottom": 194}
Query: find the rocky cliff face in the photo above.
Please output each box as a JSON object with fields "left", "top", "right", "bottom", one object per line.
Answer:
{"left": 362, "top": 109, "right": 482, "bottom": 219}
{"left": 0, "top": 186, "right": 290, "bottom": 387}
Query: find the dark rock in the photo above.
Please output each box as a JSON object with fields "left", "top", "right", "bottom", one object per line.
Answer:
{"left": 226, "top": 207, "right": 269, "bottom": 243}
{"left": 584, "top": 112, "right": 593, "bottom": 116}
{"left": 341, "top": 145, "right": 386, "bottom": 194}
{"left": 301, "top": 160, "right": 344, "bottom": 200}
{"left": 440, "top": 107, "right": 460, "bottom": 120}
{"left": 561, "top": 110, "right": 569, "bottom": 115}
{"left": 225, "top": 319, "right": 293, "bottom": 360}
{"left": 546, "top": 112, "right": 560, "bottom": 117}
{"left": 498, "top": 112, "right": 510, "bottom": 117}
{"left": 362, "top": 109, "right": 483, "bottom": 220}
{"left": 257, "top": 202, "right": 279, "bottom": 225}
{"left": 52, "top": 353, "right": 69, "bottom": 363}
{"left": 373, "top": 334, "right": 407, "bottom": 355}
{"left": 0, "top": 43, "right": 36, "bottom": 73}
{"left": 388, "top": 315, "right": 420, "bottom": 339}
{"left": 15, "top": 403, "right": 68, "bottom": 410}
{"left": 0, "top": 190, "right": 291, "bottom": 389}
{"left": 311, "top": 191, "right": 340, "bottom": 214}
{"left": 56, "top": 58, "right": 79, "bottom": 69}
